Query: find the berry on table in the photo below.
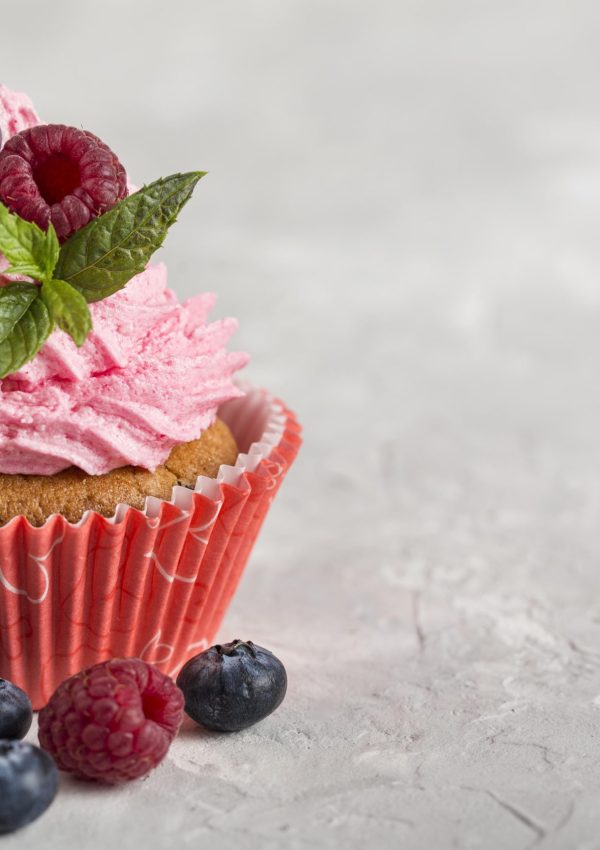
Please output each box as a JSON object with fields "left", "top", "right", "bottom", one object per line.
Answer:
{"left": 38, "top": 658, "right": 184, "bottom": 784}
{"left": 0, "top": 679, "right": 32, "bottom": 740}
{"left": 0, "top": 124, "right": 127, "bottom": 242}
{"left": 176, "top": 639, "right": 287, "bottom": 732}
{"left": 0, "top": 741, "right": 58, "bottom": 834}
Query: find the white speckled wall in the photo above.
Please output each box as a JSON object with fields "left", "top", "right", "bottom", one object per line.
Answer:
{"left": 2, "top": 0, "right": 600, "bottom": 846}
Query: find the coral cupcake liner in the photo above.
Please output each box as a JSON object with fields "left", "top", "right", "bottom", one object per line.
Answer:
{"left": 0, "top": 384, "right": 302, "bottom": 709}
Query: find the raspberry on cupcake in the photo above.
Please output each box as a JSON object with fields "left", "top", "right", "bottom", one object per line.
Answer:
{"left": 0, "top": 125, "right": 128, "bottom": 241}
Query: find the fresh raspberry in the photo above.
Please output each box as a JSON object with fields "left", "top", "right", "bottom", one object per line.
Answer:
{"left": 0, "top": 124, "right": 127, "bottom": 242}
{"left": 38, "top": 658, "right": 184, "bottom": 784}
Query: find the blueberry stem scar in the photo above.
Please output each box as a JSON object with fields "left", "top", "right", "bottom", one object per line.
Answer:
{"left": 215, "top": 639, "right": 257, "bottom": 658}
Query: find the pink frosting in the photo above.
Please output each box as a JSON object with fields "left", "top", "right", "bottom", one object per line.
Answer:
{"left": 0, "top": 84, "right": 39, "bottom": 146}
{"left": 0, "top": 264, "right": 248, "bottom": 475}
{"left": 0, "top": 85, "right": 248, "bottom": 476}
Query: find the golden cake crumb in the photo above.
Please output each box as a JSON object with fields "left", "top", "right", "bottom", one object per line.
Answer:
{"left": 0, "top": 419, "right": 238, "bottom": 526}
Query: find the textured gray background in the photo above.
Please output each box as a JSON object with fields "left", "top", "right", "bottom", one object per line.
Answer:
{"left": 2, "top": 0, "right": 600, "bottom": 847}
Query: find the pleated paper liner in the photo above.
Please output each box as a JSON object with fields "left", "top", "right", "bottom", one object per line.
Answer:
{"left": 0, "top": 384, "right": 302, "bottom": 709}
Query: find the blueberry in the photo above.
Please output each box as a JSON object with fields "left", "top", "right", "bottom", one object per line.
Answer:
{"left": 177, "top": 640, "right": 287, "bottom": 732}
{"left": 0, "top": 741, "right": 58, "bottom": 834}
{"left": 0, "top": 679, "right": 32, "bottom": 740}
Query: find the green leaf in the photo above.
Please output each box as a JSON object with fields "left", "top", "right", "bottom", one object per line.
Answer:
{"left": 43, "top": 224, "right": 60, "bottom": 280}
{"left": 0, "top": 203, "right": 59, "bottom": 282}
{"left": 54, "top": 172, "right": 206, "bottom": 302}
{"left": 41, "top": 279, "right": 92, "bottom": 347}
{"left": 0, "top": 295, "right": 52, "bottom": 379}
{"left": 0, "top": 282, "right": 40, "bottom": 343}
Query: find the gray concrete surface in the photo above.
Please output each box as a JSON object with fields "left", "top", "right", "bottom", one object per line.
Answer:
{"left": 2, "top": 0, "right": 600, "bottom": 847}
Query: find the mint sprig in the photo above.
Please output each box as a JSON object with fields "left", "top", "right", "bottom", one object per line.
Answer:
{"left": 0, "top": 170, "right": 204, "bottom": 377}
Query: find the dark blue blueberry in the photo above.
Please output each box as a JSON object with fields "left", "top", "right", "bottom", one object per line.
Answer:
{"left": 0, "top": 740, "right": 58, "bottom": 834}
{"left": 177, "top": 640, "right": 287, "bottom": 732}
{"left": 0, "top": 679, "right": 32, "bottom": 740}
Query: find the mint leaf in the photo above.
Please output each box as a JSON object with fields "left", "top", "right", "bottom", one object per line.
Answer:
{"left": 43, "top": 224, "right": 60, "bottom": 280}
{"left": 54, "top": 172, "right": 206, "bottom": 302}
{"left": 0, "top": 282, "right": 40, "bottom": 343}
{"left": 41, "top": 279, "right": 92, "bottom": 347}
{"left": 0, "top": 295, "right": 52, "bottom": 379}
{"left": 0, "top": 203, "right": 59, "bottom": 281}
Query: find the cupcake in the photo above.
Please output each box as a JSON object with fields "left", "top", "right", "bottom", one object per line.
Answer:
{"left": 0, "top": 85, "right": 301, "bottom": 708}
